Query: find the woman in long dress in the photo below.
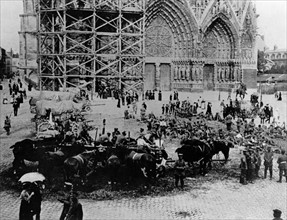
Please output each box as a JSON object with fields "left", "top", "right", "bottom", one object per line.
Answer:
{"left": 19, "top": 184, "right": 34, "bottom": 220}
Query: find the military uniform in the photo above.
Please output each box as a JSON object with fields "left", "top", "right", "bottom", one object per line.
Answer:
{"left": 263, "top": 149, "right": 273, "bottom": 179}
{"left": 277, "top": 152, "right": 287, "bottom": 183}
{"left": 174, "top": 154, "right": 186, "bottom": 188}
{"left": 240, "top": 152, "right": 248, "bottom": 185}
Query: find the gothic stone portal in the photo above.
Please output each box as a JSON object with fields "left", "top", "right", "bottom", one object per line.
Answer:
{"left": 145, "top": 16, "right": 173, "bottom": 91}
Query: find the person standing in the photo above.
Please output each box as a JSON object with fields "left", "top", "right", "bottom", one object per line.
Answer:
{"left": 277, "top": 149, "right": 287, "bottom": 183}
{"left": 254, "top": 148, "right": 261, "bottom": 178}
{"left": 4, "top": 115, "right": 11, "bottom": 135}
{"left": 158, "top": 90, "right": 162, "bottom": 101}
{"left": 165, "top": 103, "right": 169, "bottom": 115}
{"left": 19, "top": 183, "right": 34, "bottom": 220}
{"left": 169, "top": 94, "right": 172, "bottom": 102}
{"left": 30, "top": 182, "right": 42, "bottom": 220}
{"left": 206, "top": 102, "right": 212, "bottom": 119}
{"left": 246, "top": 150, "right": 255, "bottom": 183}
{"left": 13, "top": 99, "right": 19, "bottom": 116}
{"left": 162, "top": 104, "right": 165, "bottom": 115}
{"left": 240, "top": 150, "right": 248, "bottom": 185}
{"left": 174, "top": 153, "right": 186, "bottom": 189}
{"left": 264, "top": 146, "right": 273, "bottom": 179}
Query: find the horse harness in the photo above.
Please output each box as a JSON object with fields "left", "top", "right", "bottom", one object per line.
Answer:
{"left": 73, "top": 154, "right": 85, "bottom": 165}
{"left": 132, "top": 152, "right": 144, "bottom": 161}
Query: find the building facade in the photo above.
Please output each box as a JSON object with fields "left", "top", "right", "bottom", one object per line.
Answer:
{"left": 19, "top": 0, "right": 258, "bottom": 91}
{"left": 264, "top": 47, "right": 287, "bottom": 68}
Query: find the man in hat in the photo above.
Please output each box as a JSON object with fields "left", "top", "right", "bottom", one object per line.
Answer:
{"left": 174, "top": 153, "right": 186, "bottom": 189}
{"left": 277, "top": 149, "right": 287, "bottom": 183}
{"left": 263, "top": 146, "right": 273, "bottom": 179}
{"left": 273, "top": 209, "right": 283, "bottom": 220}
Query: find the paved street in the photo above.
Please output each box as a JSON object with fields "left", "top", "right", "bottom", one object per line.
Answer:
{"left": 1, "top": 178, "right": 286, "bottom": 219}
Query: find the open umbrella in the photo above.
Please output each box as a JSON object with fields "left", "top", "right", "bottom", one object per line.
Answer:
{"left": 19, "top": 172, "right": 45, "bottom": 183}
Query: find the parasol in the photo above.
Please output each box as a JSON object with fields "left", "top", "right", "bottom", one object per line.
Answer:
{"left": 19, "top": 172, "right": 45, "bottom": 183}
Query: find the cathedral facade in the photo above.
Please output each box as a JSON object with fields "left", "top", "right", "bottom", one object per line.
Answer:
{"left": 144, "top": 0, "right": 258, "bottom": 91}
{"left": 19, "top": 0, "right": 258, "bottom": 91}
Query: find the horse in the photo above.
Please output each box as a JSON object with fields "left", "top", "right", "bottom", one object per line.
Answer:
{"left": 39, "top": 142, "right": 86, "bottom": 180}
{"left": 106, "top": 154, "right": 121, "bottom": 185}
{"left": 176, "top": 138, "right": 213, "bottom": 175}
{"left": 64, "top": 150, "right": 97, "bottom": 184}
{"left": 236, "top": 84, "right": 247, "bottom": 100}
{"left": 10, "top": 138, "right": 57, "bottom": 175}
{"left": 211, "top": 140, "right": 234, "bottom": 164}
{"left": 126, "top": 150, "right": 156, "bottom": 180}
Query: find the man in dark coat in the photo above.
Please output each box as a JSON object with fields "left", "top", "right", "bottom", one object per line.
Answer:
{"left": 30, "top": 183, "right": 42, "bottom": 220}
{"left": 264, "top": 146, "right": 273, "bottom": 179}
{"left": 158, "top": 90, "right": 162, "bottom": 101}
{"left": 277, "top": 149, "right": 287, "bottom": 183}
{"left": 13, "top": 99, "right": 19, "bottom": 116}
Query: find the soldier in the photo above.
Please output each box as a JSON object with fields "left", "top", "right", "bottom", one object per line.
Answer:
{"left": 263, "top": 146, "right": 273, "bottom": 179}
{"left": 174, "top": 153, "right": 186, "bottom": 189}
{"left": 277, "top": 149, "right": 287, "bottom": 183}
{"left": 254, "top": 148, "right": 261, "bottom": 178}
{"left": 240, "top": 150, "right": 248, "bottom": 185}
{"left": 4, "top": 115, "right": 11, "bottom": 135}
{"left": 246, "top": 149, "right": 255, "bottom": 183}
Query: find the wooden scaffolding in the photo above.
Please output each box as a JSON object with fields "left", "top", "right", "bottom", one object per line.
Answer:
{"left": 37, "top": 0, "right": 145, "bottom": 93}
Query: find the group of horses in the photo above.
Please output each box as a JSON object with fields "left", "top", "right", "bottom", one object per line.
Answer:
{"left": 11, "top": 132, "right": 234, "bottom": 186}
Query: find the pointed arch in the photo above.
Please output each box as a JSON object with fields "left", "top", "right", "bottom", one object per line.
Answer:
{"left": 146, "top": 0, "right": 198, "bottom": 57}
{"left": 201, "top": 15, "right": 238, "bottom": 59}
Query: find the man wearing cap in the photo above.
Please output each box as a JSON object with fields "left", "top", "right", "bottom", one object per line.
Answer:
{"left": 277, "top": 149, "right": 287, "bottom": 183}
{"left": 264, "top": 146, "right": 273, "bottom": 179}
{"left": 273, "top": 209, "right": 283, "bottom": 220}
{"left": 174, "top": 153, "right": 186, "bottom": 189}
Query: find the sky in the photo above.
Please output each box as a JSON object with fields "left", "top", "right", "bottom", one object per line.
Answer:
{"left": 0, "top": 0, "right": 286, "bottom": 53}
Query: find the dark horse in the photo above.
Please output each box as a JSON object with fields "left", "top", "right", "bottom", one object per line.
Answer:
{"left": 176, "top": 138, "right": 232, "bottom": 175}
{"left": 64, "top": 150, "right": 97, "bottom": 184}
{"left": 10, "top": 138, "right": 58, "bottom": 175}
{"left": 41, "top": 142, "right": 86, "bottom": 180}
{"left": 126, "top": 150, "right": 156, "bottom": 179}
